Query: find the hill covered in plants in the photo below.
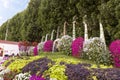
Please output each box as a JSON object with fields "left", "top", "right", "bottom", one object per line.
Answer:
{"left": 0, "top": 0, "right": 120, "bottom": 44}
{"left": 2, "top": 52, "right": 116, "bottom": 80}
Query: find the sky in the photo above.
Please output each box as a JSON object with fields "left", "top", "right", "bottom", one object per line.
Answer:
{"left": 0, "top": 0, "right": 30, "bottom": 26}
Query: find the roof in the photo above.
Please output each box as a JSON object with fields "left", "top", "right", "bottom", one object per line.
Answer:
{"left": 0, "top": 40, "right": 18, "bottom": 45}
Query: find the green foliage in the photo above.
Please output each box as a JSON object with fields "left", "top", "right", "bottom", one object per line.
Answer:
{"left": 0, "top": 0, "right": 120, "bottom": 44}
{"left": 44, "top": 64, "right": 67, "bottom": 80}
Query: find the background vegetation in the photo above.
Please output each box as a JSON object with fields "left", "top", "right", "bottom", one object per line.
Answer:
{"left": 0, "top": 0, "right": 120, "bottom": 45}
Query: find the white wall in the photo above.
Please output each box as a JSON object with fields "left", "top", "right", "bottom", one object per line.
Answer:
{"left": 0, "top": 43, "right": 19, "bottom": 56}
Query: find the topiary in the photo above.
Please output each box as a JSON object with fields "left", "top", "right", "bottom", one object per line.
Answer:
{"left": 109, "top": 40, "right": 120, "bottom": 67}
{"left": 43, "top": 40, "right": 53, "bottom": 52}
{"left": 82, "top": 37, "right": 112, "bottom": 66}
{"left": 71, "top": 37, "right": 84, "bottom": 57}
{"left": 57, "top": 35, "right": 72, "bottom": 55}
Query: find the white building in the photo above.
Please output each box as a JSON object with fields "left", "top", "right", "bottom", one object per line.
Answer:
{"left": 0, "top": 40, "right": 19, "bottom": 57}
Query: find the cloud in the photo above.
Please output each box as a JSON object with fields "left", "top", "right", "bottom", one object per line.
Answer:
{"left": 0, "top": 0, "right": 30, "bottom": 26}
{"left": 0, "top": 0, "right": 12, "bottom": 9}
{"left": 0, "top": 16, "right": 3, "bottom": 20}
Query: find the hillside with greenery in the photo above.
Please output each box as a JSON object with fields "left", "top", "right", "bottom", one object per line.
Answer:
{"left": 0, "top": 0, "right": 120, "bottom": 44}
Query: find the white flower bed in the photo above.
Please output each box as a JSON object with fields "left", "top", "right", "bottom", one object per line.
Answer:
{"left": 82, "top": 37, "right": 111, "bottom": 65}
{"left": 38, "top": 42, "right": 45, "bottom": 52}
{"left": 13, "top": 73, "right": 31, "bottom": 80}
{"left": 0, "top": 67, "right": 10, "bottom": 80}
{"left": 57, "top": 35, "right": 72, "bottom": 54}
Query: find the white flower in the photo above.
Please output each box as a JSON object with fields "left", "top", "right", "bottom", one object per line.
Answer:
{"left": 0, "top": 67, "right": 10, "bottom": 78}
{"left": 13, "top": 73, "right": 31, "bottom": 80}
{"left": 38, "top": 42, "right": 45, "bottom": 51}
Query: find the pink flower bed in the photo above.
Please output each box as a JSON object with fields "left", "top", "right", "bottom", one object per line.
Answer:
{"left": 29, "top": 75, "right": 45, "bottom": 80}
{"left": 43, "top": 40, "right": 53, "bottom": 52}
{"left": 71, "top": 37, "right": 84, "bottom": 57}
{"left": 33, "top": 46, "right": 38, "bottom": 56}
{"left": 109, "top": 40, "right": 120, "bottom": 67}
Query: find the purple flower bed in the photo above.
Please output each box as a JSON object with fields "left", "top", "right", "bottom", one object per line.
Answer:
{"left": 29, "top": 75, "right": 45, "bottom": 80}
{"left": 22, "top": 57, "right": 53, "bottom": 75}
{"left": 93, "top": 68, "right": 120, "bottom": 80}
{"left": 71, "top": 37, "right": 84, "bottom": 57}
{"left": 43, "top": 40, "right": 53, "bottom": 52}
{"left": 109, "top": 40, "right": 120, "bottom": 67}
{"left": 65, "top": 63, "right": 92, "bottom": 80}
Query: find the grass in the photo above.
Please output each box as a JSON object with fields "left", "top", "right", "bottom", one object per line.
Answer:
{"left": 39, "top": 52, "right": 113, "bottom": 68}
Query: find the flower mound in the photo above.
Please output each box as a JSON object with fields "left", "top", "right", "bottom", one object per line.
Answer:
{"left": 83, "top": 37, "right": 111, "bottom": 65}
{"left": 71, "top": 37, "right": 84, "bottom": 57}
{"left": 38, "top": 42, "right": 44, "bottom": 52}
{"left": 58, "top": 35, "right": 72, "bottom": 55}
{"left": 34, "top": 46, "right": 38, "bottom": 56}
{"left": 43, "top": 40, "right": 53, "bottom": 52}
{"left": 109, "top": 40, "right": 120, "bottom": 67}
{"left": 109, "top": 40, "right": 120, "bottom": 54}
